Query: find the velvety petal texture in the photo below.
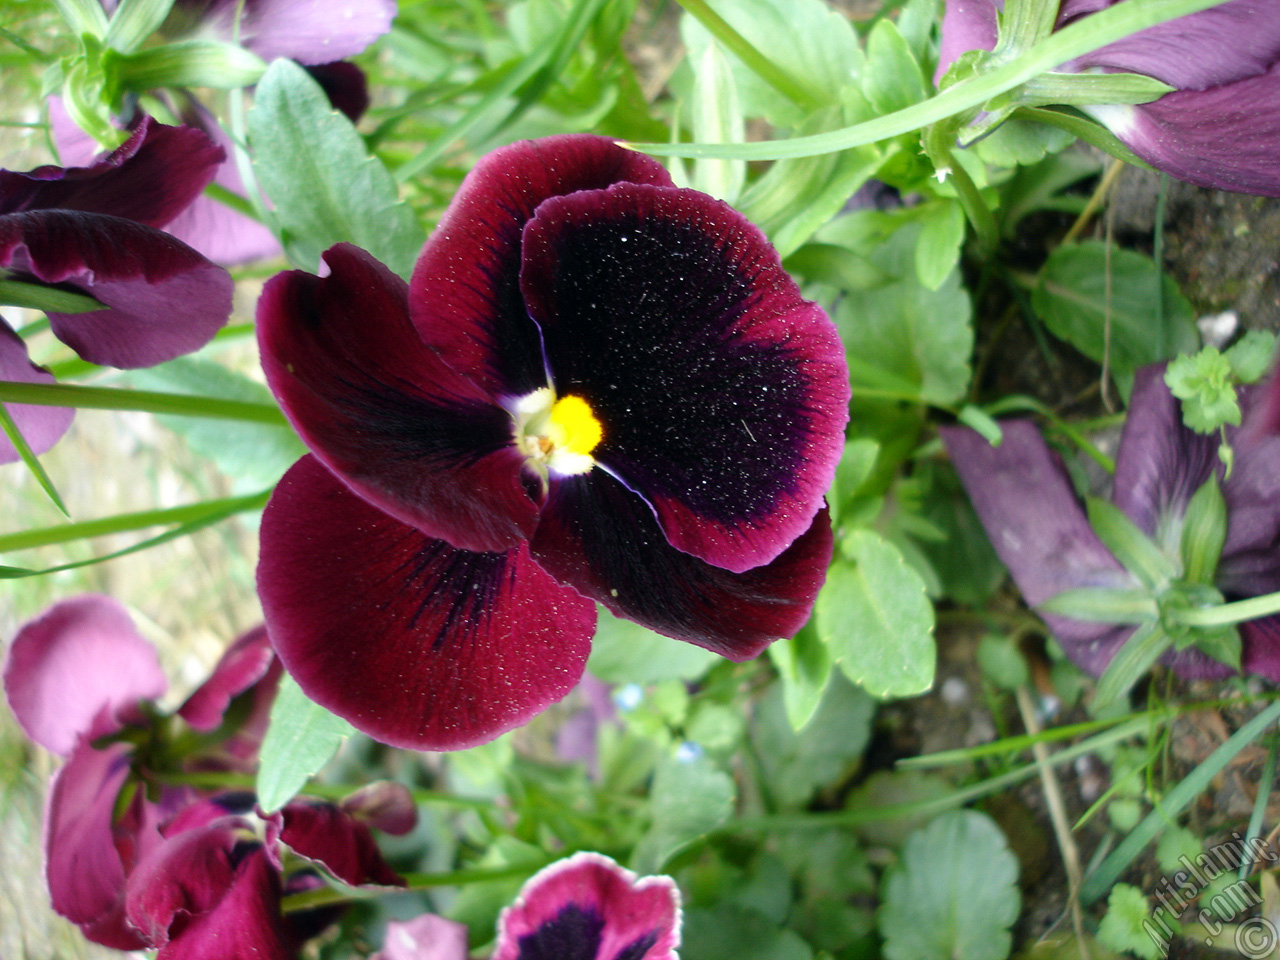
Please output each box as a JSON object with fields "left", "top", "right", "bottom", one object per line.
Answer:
{"left": 277, "top": 798, "right": 406, "bottom": 887}
{"left": 177, "top": 625, "right": 279, "bottom": 732}
{"left": 4, "top": 594, "right": 166, "bottom": 754}
{"left": 494, "top": 853, "right": 681, "bottom": 960}
{"left": 258, "top": 135, "right": 848, "bottom": 749}
{"left": 168, "top": 0, "right": 397, "bottom": 64}
{"left": 258, "top": 455, "right": 597, "bottom": 749}
{"left": 0, "top": 318, "right": 75, "bottom": 464}
{"left": 523, "top": 182, "right": 849, "bottom": 572}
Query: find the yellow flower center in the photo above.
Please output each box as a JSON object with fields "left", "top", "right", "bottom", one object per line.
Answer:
{"left": 513, "top": 388, "right": 603, "bottom": 477}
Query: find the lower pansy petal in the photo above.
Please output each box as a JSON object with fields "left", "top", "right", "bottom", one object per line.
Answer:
{"left": 0, "top": 317, "right": 74, "bottom": 464}
{"left": 177, "top": 625, "right": 277, "bottom": 732}
{"left": 522, "top": 182, "right": 849, "bottom": 574}
{"left": 277, "top": 798, "right": 405, "bottom": 888}
{"left": 4, "top": 594, "right": 166, "bottom": 755}
{"left": 531, "top": 472, "right": 833, "bottom": 661}
{"left": 0, "top": 210, "right": 232, "bottom": 367}
{"left": 494, "top": 852, "right": 680, "bottom": 960}
{"left": 259, "top": 243, "right": 538, "bottom": 554}
{"left": 257, "top": 455, "right": 597, "bottom": 750}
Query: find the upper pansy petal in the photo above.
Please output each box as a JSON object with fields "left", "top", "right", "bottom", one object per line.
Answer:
{"left": 373, "top": 914, "right": 470, "bottom": 960}
{"left": 522, "top": 183, "right": 849, "bottom": 574}
{"left": 941, "top": 422, "right": 1143, "bottom": 675}
{"left": 177, "top": 625, "right": 279, "bottom": 733}
{"left": 278, "top": 798, "right": 405, "bottom": 887}
{"left": 257, "top": 455, "right": 597, "bottom": 750}
{"left": 0, "top": 317, "right": 74, "bottom": 464}
{"left": 43, "top": 741, "right": 152, "bottom": 949}
{"left": 1063, "top": 0, "right": 1280, "bottom": 91}
{"left": 169, "top": 0, "right": 396, "bottom": 63}
{"left": 494, "top": 852, "right": 680, "bottom": 960}
{"left": 1086, "top": 63, "right": 1280, "bottom": 198}
{"left": 0, "top": 116, "right": 224, "bottom": 227}
{"left": 260, "top": 243, "right": 538, "bottom": 553}
{"left": 4, "top": 594, "right": 166, "bottom": 754}
{"left": 531, "top": 472, "right": 833, "bottom": 661}
{"left": 409, "top": 134, "right": 673, "bottom": 399}
{"left": 935, "top": 0, "right": 999, "bottom": 82}
{"left": 0, "top": 211, "right": 232, "bottom": 367}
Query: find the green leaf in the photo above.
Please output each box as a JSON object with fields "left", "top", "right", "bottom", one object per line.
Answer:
{"left": 1180, "top": 475, "right": 1227, "bottom": 586}
{"left": 861, "top": 19, "right": 927, "bottom": 117}
{"left": 766, "top": 622, "right": 834, "bottom": 731}
{"left": 109, "top": 39, "right": 266, "bottom": 90}
{"left": 128, "top": 358, "right": 305, "bottom": 491}
{"left": 973, "top": 116, "right": 1075, "bottom": 167}
{"left": 1032, "top": 242, "right": 1199, "bottom": 393}
{"left": 587, "top": 606, "right": 718, "bottom": 684}
{"left": 249, "top": 59, "right": 425, "bottom": 278}
{"left": 1165, "top": 348, "right": 1241, "bottom": 433}
{"left": 257, "top": 674, "right": 355, "bottom": 812}
{"left": 752, "top": 673, "right": 874, "bottom": 809}
{"left": 1086, "top": 497, "right": 1178, "bottom": 589}
{"left": 0, "top": 402, "right": 68, "bottom": 516}
{"left": 1224, "top": 330, "right": 1278, "bottom": 383}
{"left": 1097, "top": 883, "right": 1166, "bottom": 960}
{"left": 823, "top": 214, "right": 973, "bottom": 406}
{"left": 632, "top": 752, "right": 734, "bottom": 873}
{"left": 1037, "top": 586, "right": 1158, "bottom": 623}
{"left": 1092, "top": 621, "right": 1172, "bottom": 712}
{"left": 828, "top": 437, "right": 880, "bottom": 526}
{"left": 682, "top": 906, "right": 815, "bottom": 960}
{"left": 817, "top": 529, "right": 936, "bottom": 698}
{"left": 103, "top": 0, "right": 174, "bottom": 52}
{"left": 977, "top": 634, "right": 1030, "bottom": 690}
{"left": 878, "top": 810, "right": 1021, "bottom": 960}
{"left": 0, "top": 278, "right": 104, "bottom": 313}
{"left": 914, "top": 200, "right": 966, "bottom": 291}
{"left": 689, "top": 41, "right": 746, "bottom": 202}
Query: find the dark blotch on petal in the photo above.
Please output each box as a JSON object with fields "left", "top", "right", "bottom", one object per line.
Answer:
{"left": 257, "top": 455, "right": 596, "bottom": 750}
{"left": 532, "top": 472, "right": 833, "bottom": 661}
{"left": 523, "top": 182, "right": 848, "bottom": 573}
{"left": 513, "top": 903, "right": 604, "bottom": 960}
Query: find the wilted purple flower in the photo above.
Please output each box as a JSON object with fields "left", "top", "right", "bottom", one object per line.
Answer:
{"left": 942, "top": 362, "right": 1280, "bottom": 679}
{"left": 3, "top": 596, "right": 281, "bottom": 949}
{"left": 936, "top": 0, "right": 1280, "bottom": 195}
{"left": 0, "top": 116, "right": 233, "bottom": 461}
{"left": 255, "top": 134, "right": 849, "bottom": 751}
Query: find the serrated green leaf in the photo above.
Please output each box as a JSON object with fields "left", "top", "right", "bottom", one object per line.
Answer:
{"left": 1225, "top": 330, "right": 1278, "bottom": 383}
{"left": 879, "top": 810, "right": 1020, "bottom": 960}
{"left": 1165, "top": 348, "right": 1241, "bottom": 433}
{"left": 1097, "top": 883, "right": 1166, "bottom": 960}
{"left": 766, "top": 622, "right": 833, "bottom": 731}
{"left": 632, "top": 753, "right": 734, "bottom": 873}
{"left": 249, "top": 59, "right": 424, "bottom": 278}
{"left": 1032, "top": 242, "right": 1199, "bottom": 394}
{"left": 914, "top": 200, "right": 966, "bottom": 291}
{"left": 817, "top": 529, "right": 935, "bottom": 698}
{"left": 257, "top": 674, "right": 354, "bottom": 812}
{"left": 973, "top": 116, "right": 1075, "bottom": 167}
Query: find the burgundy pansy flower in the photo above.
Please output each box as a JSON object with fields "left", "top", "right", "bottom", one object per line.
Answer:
{"left": 3, "top": 595, "right": 280, "bottom": 949}
{"left": 256, "top": 134, "right": 849, "bottom": 751}
{"left": 0, "top": 115, "right": 233, "bottom": 461}
{"left": 125, "top": 788, "right": 412, "bottom": 960}
{"left": 936, "top": 0, "right": 1280, "bottom": 195}
{"left": 941, "top": 362, "right": 1280, "bottom": 679}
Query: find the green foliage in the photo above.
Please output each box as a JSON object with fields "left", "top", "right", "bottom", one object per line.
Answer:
{"left": 878, "top": 811, "right": 1021, "bottom": 960}
{"left": 1097, "top": 883, "right": 1167, "bottom": 960}
{"left": 766, "top": 622, "right": 834, "bottom": 731}
{"left": 682, "top": 905, "right": 815, "bottom": 960}
{"left": 632, "top": 752, "right": 735, "bottom": 873}
{"left": 256, "top": 674, "right": 355, "bottom": 812}
{"left": 1165, "top": 348, "right": 1241, "bottom": 433}
{"left": 587, "top": 606, "right": 718, "bottom": 684}
{"left": 249, "top": 59, "right": 425, "bottom": 277}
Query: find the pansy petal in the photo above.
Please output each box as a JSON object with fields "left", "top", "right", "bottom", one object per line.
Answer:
{"left": 409, "top": 134, "right": 673, "bottom": 399}
{"left": 373, "top": 914, "right": 470, "bottom": 960}
{"left": 531, "top": 472, "right": 833, "bottom": 661}
{"left": 278, "top": 798, "right": 405, "bottom": 887}
{"left": 935, "top": 0, "right": 999, "bottom": 81}
{"left": 1, "top": 116, "right": 223, "bottom": 227}
{"left": 0, "top": 210, "right": 231, "bottom": 367}
{"left": 941, "top": 422, "right": 1145, "bottom": 675}
{"left": 4, "top": 594, "right": 166, "bottom": 754}
{"left": 259, "top": 244, "right": 538, "bottom": 552}
{"left": 1242, "top": 616, "right": 1280, "bottom": 682}
{"left": 126, "top": 832, "right": 291, "bottom": 960}
{"left": 257, "top": 455, "right": 597, "bottom": 750}
{"left": 1063, "top": 0, "right": 1280, "bottom": 91}
{"left": 523, "top": 182, "right": 848, "bottom": 573}
{"left": 1087, "top": 64, "right": 1280, "bottom": 197}
{"left": 0, "top": 317, "right": 74, "bottom": 464}
{"left": 305, "top": 61, "right": 371, "bottom": 122}
{"left": 341, "top": 781, "right": 418, "bottom": 836}
{"left": 43, "top": 741, "right": 150, "bottom": 949}
{"left": 177, "top": 625, "right": 278, "bottom": 732}
{"left": 494, "top": 852, "right": 680, "bottom": 960}
{"left": 169, "top": 0, "right": 396, "bottom": 63}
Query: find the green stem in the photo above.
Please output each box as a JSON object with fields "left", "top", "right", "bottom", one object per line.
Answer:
{"left": 1173, "top": 590, "right": 1280, "bottom": 627}
{"left": 152, "top": 769, "right": 499, "bottom": 811}
{"left": 0, "top": 491, "right": 270, "bottom": 552}
{"left": 628, "top": 0, "right": 1234, "bottom": 160}
{"left": 0, "top": 381, "right": 287, "bottom": 424}
{"left": 925, "top": 123, "right": 999, "bottom": 255}
{"left": 674, "top": 0, "right": 822, "bottom": 111}
{"left": 280, "top": 861, "right": 554, "bottom": 913}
